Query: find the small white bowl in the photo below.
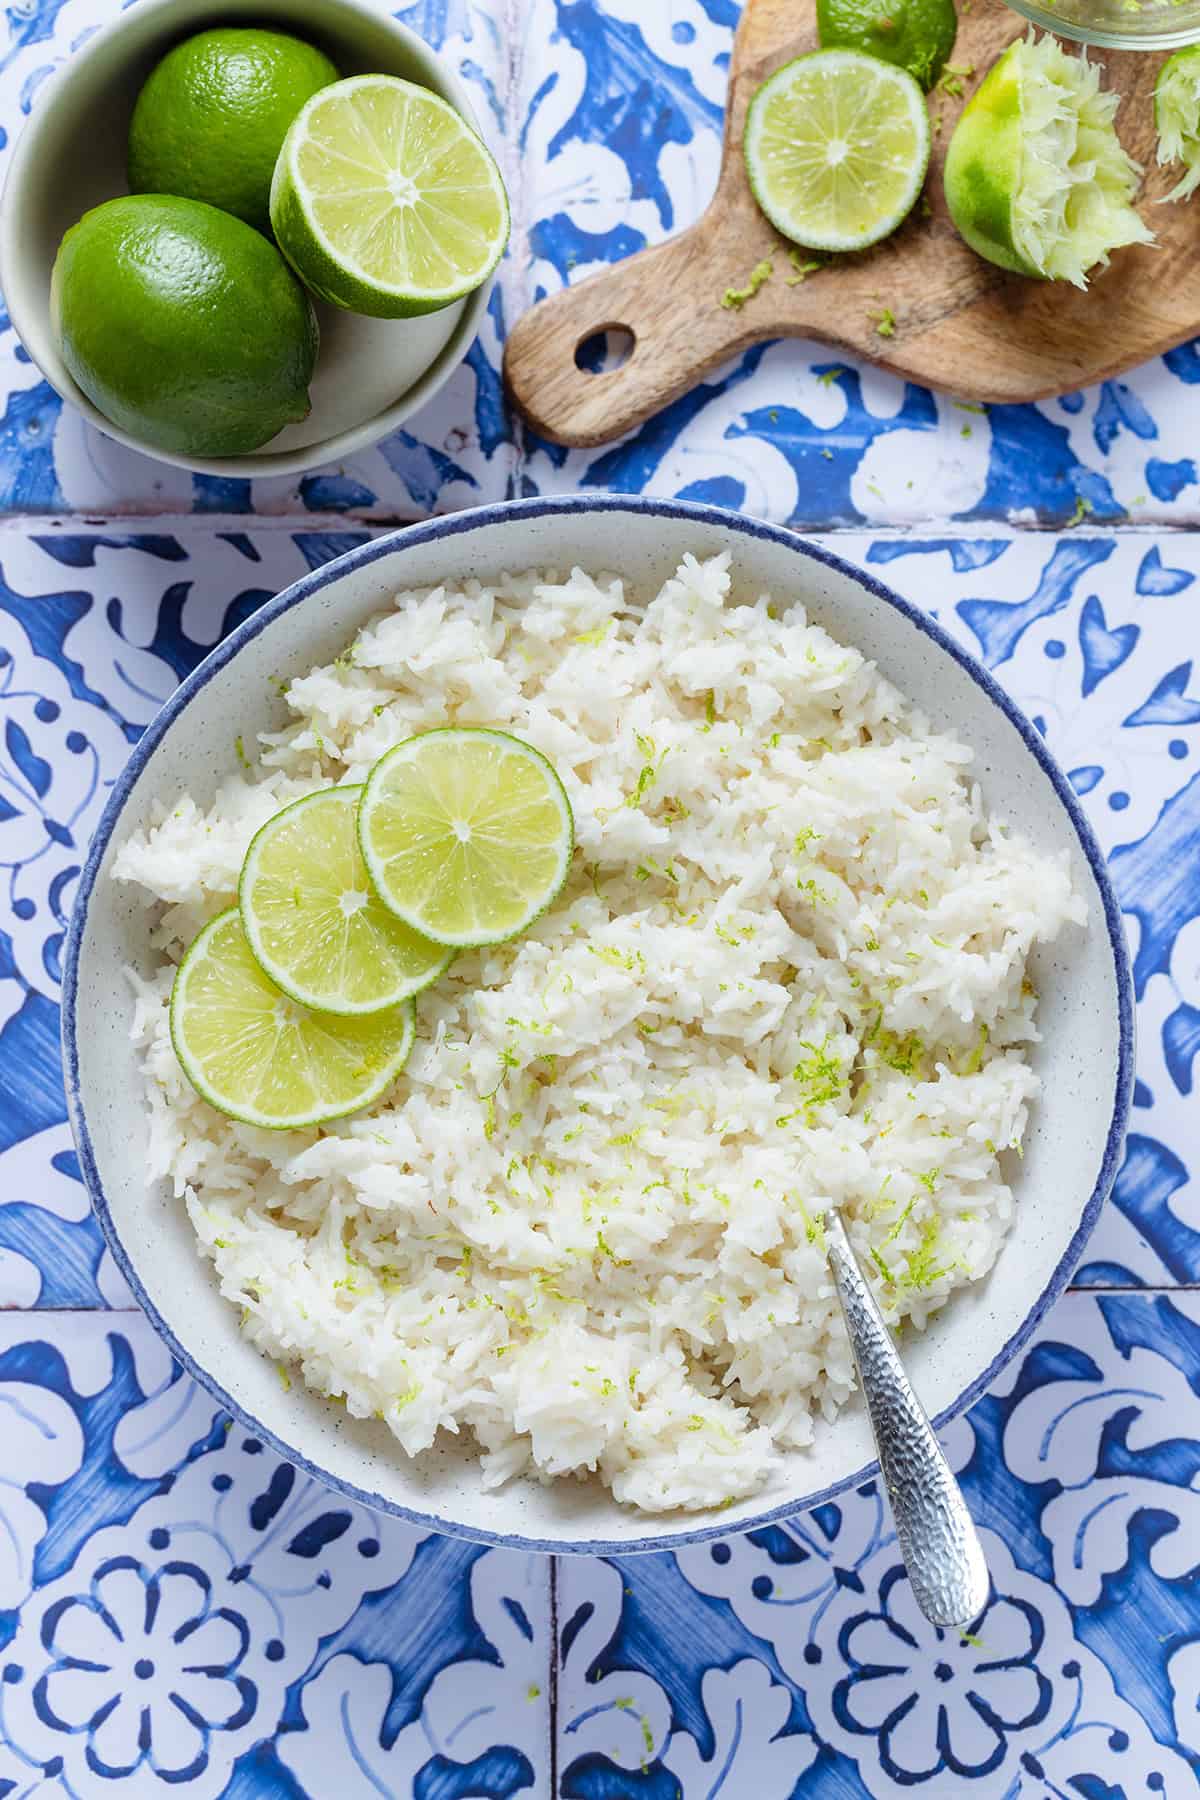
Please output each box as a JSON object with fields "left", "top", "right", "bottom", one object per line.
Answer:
{"left": 0, "top": 0, "right": 496, "bottom": 478}
{"left": 64, "top": 497, "right": 1134, "bottom": 1555}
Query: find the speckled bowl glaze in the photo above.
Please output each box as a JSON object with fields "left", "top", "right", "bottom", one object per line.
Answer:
{"left": 63, "top": 497, "right": 1134, "bottom": 1555}
{"left": 0, "top": 0, "right": 497, "bottom": 479}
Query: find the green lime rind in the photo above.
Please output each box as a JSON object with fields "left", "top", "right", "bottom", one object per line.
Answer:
{"left": 815, "top": 0, "right": 958, "bottom": 92}
{"left": 942, "top": 42, "right": 1036, "bottom": 276}
{"left": 239, "top": 785, "right": 453, "bottom": 1016}
{"left": 269, "top": 74, "right": 510, "bottom": 319}
{"left": 128, "top": 27, "right": 340, "bottom": 233}
{"left": 944, "top": 34, "right": 1153, "bottom": 288}
{"left": 358, "top": 727, "right": 575, "bottom": 950}
{"left": 1155, "top": 46, "right": 1200, "bottom": 204}
{"left": 743, "top": 50, "right": 931, "bottom": 254}
{"left": 51, "top": 195, "right": 317, "bottom": 457}
{"left": 170, "top": 908, "right": 415, "bottom": 1129}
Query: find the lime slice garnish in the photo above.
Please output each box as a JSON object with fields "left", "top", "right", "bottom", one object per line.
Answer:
{"left": 944, "top": 34, "right": 1152, "bottom": 287}
{"left": 269, "top": 73, "right": 510, "bottom": 318}
{"left": 239, "top": 785, "right": 452, "bottom": 1014}
{"left": 358, "top": 728, "right": 574, "bottom": 949}
{"left": 1156, "top": 47, "right": 1200, "bottom": 203}
{"left": 743, "top": 50, "right": 931, "bottom": 253}
{"left": 170, "top": 908, "right": 415, "bottom": 1129}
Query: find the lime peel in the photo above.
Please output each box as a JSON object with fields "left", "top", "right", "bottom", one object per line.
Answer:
{"left": 944, "top": 34, "right": 1153, "bottom": 289}
{"left": 1156, "top": 47, "right": 1200, "bottom": 203}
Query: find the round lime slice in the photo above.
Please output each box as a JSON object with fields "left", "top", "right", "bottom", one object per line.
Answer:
{"left": 170, "top": 908, "right": 415, "bottom": 1129}
{"left": 239, "top": 785, "right": 452, "bottom": 1014}
{"left": 357, "top": 728, "right": 574, "bottom": 949}
{"left": 743, "top": 50, "right": 931, "bottom": 253}
{"left": 269, "top": 73, "right": 510, "bottom": 318}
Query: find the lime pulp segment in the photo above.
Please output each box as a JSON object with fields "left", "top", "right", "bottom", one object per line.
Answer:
{"left": 943, "top": 34, "right": 1152, "bottom": 287}
{"left": 358, "top": 728, "right": 575, "bottom": 948}
{"left": 743, "top": 51, "right": 931, "bottom": 253}
{"left": 270, "top": 74, "right": 510, "bottom": 317}
{"left": 1156, "top": 47, "right": 1200, "bottom": 203}
{"left": 239, "top": 785, "right": 453, "bottom": 1014}
{"left": 170, "top": 909, "right": 415, "bottom": 1129}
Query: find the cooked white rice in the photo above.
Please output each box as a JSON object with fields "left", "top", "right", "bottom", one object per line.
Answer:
{"left": 114, "top": 552, "right": 1085, "bottom": 1513}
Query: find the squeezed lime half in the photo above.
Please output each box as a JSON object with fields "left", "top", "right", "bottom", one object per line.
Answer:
{"left": 943, "top": 33, "right": 1152, "bottom": 286}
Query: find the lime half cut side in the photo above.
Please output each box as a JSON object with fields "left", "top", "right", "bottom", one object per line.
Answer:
{"left": 944, "top": 34, "right": 1152, "bottom": 287}
{"left": 358, "top": 728, "right": 574, "bottom": 949}
{"left": 269, "top": 73, "right": 510, "bottom": 318}
{"left": 170, "top": 909, "right": 415, "bottom": 1129}
{"left": 743, "top": 50, "right": 931, "bottom": 253}
{"left": 239, "top": 785, "right": 453, "bottom": 1014}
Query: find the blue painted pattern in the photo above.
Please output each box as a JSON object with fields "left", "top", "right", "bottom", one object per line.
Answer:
{"left": 558, "top": 1295, "right": 1200, "bottom": 1795}
{"left": 0, "top": 0, "right": 1196, "bottom": 1789}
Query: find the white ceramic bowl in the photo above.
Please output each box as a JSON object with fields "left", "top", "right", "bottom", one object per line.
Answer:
{"left": 64, "top": 497, "right": 1134, "bottom": 1555}
{"left": 0, "top": 0, "right": 496, "bottom": 478}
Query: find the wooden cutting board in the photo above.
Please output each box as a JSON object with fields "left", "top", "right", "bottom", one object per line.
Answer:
{"left": 503, "top": 0, "right": 1183, "bottom": 448}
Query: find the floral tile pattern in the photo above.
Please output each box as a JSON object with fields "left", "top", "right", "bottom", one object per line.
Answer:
{"left": 0, "top": 0, "right": 1197, "bottom": 1787}
{"left": 0, "top": 1312, "right": 552, "bottom": 1797}
{"left": 555, "top": 1290, "right": 1200, "bottom": 1798}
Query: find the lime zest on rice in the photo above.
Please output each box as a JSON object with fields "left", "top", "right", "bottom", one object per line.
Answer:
{"left": 115, "top": 551, "right": 1086, "bottom": 1514}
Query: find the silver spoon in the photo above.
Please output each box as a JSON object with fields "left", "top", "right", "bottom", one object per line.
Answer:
{"left": 824, "top": 1208, "right": 990, "bottom": 1629}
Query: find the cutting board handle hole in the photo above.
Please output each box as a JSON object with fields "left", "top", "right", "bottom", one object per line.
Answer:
{"left": 575, "top": 325, "right": 636, "bottom": 375}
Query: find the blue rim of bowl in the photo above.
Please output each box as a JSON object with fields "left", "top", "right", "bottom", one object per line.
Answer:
{"left": 62, "top": 494, "right": 1135, "bottom": 1557}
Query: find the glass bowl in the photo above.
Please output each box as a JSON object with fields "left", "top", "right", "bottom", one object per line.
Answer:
{"left": 1005, "top": 0, "right": 1200, "bottom": 50}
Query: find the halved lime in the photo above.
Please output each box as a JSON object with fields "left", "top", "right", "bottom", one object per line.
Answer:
{"left": 269, "top": 73, "right": 510, "bottom": 318}
{"left": 944, "top": 34, "right": 1152, "bottom": 287}
{"left": 239, "top": 785, "right": 452, "bottom": 1014}
{"left": 171, "top": 908, "right": 415, "bottom": 1129}
{"left": 1156, "top": 47, "right": 1200, "bottom": 203}
{"left": 816, "top": 0, "right": 957, "bottom": 92}
{"left": 358, "top": 728, "right": 574, "bottom": 948}
{"left": 743, "top": 50, "right": 931, "bottom": 253}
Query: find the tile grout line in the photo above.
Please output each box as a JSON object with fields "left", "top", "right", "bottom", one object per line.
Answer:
{"left": 499, "top": 0, "right": 531, "bottom": 501}
{"left": 548, "top": 1554, "right": 559, "bottom": 1800}
{"left": 10, "top": 512, "right": 1200, "bottom": 534}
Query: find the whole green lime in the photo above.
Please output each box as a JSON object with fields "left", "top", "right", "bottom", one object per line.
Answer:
{"left": 52, "top": 195, "right": 319, "bottom": 457}
{"left": 128, "top": 27, "right": 339, "bottom": 231}
{"left": 815, "top": 0, "right": 957, "bottom": 90}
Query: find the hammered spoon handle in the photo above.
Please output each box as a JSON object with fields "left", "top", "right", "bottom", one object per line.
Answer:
{"left": 824, "top": 1209, "right": 990, "bottom": 1629}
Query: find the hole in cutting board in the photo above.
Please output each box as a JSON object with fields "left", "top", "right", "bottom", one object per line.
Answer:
{"left": 575, "top": 326, "right": 635, "bottom": 374}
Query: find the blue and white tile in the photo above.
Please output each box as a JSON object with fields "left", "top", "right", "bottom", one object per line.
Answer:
{"left": 555, "top": 1290, "right": 1200, "bottom": 1798}
{"left": 512, "top": 0, "right": 1200, "bottom": 529}
{"left": 0, "top": 522, "right": 1193, "bottom": 1308}
{"left": 0, "top": 0, "right": 516, "bottom": 519}
{"left": 861, "top": 531, "right": 1200, "bottom": 1286}
{"left": 0, "top": 1310, "right": 551, "bottom": 1798}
